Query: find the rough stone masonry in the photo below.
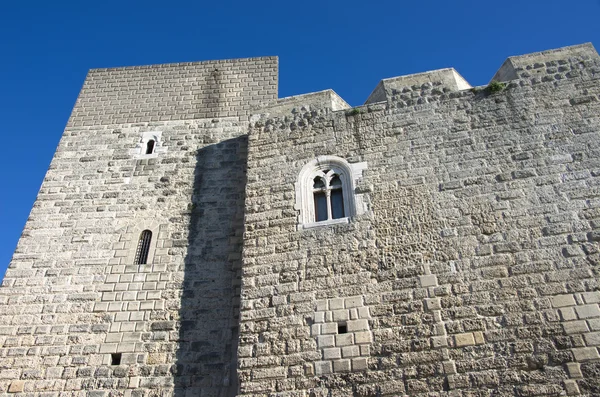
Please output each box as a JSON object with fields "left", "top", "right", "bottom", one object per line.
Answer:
{"left": 1, "top": 43, "right": 600, "bottom": 396}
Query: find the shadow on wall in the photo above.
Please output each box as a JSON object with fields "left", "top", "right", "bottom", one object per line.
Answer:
{"left": 174, "top": 136, "right": 248, "bottom": 396}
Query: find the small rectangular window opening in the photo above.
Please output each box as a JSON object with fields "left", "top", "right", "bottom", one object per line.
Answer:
{"left": 111, "top": 353, "right": 122, "bottom": 365}
{"left": 338, "top": 323, "right": 347, "bottom": 334}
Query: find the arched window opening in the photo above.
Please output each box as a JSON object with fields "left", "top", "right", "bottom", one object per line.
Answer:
{"left": 296, "top": 155, "right": 367, "bottom": 229}
{"left": 134, "top": 230, "right": 152, "bottom": 265}
{"left": 145, "top": 139, "right": 155, "bottom": 155}
{"left": 312, "top": 171, "right": 345, "bottom": 223}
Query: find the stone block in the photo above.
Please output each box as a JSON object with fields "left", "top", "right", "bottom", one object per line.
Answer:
{"left": 454, "top": 333, "right": 475, "bottom": 347}
{"left": 360, "top": 344, "right": 370, "bottom": 356}
{"left": 352, "top": 357, "right": 368, "bottom": 371}
{"left": 473, "top": 331, "right": 484, "bottom": 345}
{"left": 582, "top": 291, "right": 600, "bottom": 304}
{"left": 335, "top": 333, "right": 354, "bottom": 347}
{"left": 358, "top": 306, "right": 371, "bottom": 319}
{"left": 314, "top": 311, "right": 325, "bottom": 323}
{"left": 588, "top": 318, "right": 600, "bottom": 331}
{"left": 576, "top": 304, "right": 600, "bottom": 319}
{"left": 252, "top": 366, "right": 286, "bottom": 379}
{"left": 323, "top": 348, "right": 341, "bottom": 360}
{"left": 8, "top": 381, "right": 25, "bottom": 393}
{"left": 304, "top": 363, "right": 314, "bottom": 376}
{"left": 314, "top": 361, "right": 332, "bottom": 376}
{"left": 341, "top": 345, "right": 359, "bottom": 358}
{"left": 431, "top": 336, "right": 448, "bottom": 349}
{"left": 347, "top": 319, "right": 369, "bottom": 332}
{"left": 564, "top": 380, "right": 580, "bottom": 396}
{"left": 330, "top": 298, "right": 344, "bottom": 310}
{"left": 424, "top": 297, "right": 441, "bottom": 311}
{"left": 238, "top": 345, "right": 253, "bottom": 358}
{"left": 94, "top": 302, "right": 108, "bottom": 312}
{"left": 115, "top": 312, "right": 130, "bottom": 322}
{"left": 572, "top": 347, "right": 600, "bottom": 361}
{"left": 128, "top": 377, "right": 140, "bottom": 389}
{"left": 118, "top": 343, "right": 136, "bottom": 353}
{"left": 345, "top": 296, "right": 363, "bottom": 308}
{"left": 563, "top": 320, "right": 589, "bottom": 335}
{"left": 559, "top": 307, "right": 577, "bottom": 321}
{"left": 565, "top": 362, "right": 582, "bottom": 378}
{"left": 311, "top": 324, "right": 321, "bottom": 336}
{"left": 315, "top": 300, "right": 328, "bottom": 311}
{"left": 443, "top": 361, "right": 457, "bottom": 375}
{"left": 419, "top": 275, "right": 438, "bottom": 287}
{"left": 584, "top": 331, "right": 600, "bottom": 346}
{"left": 122, "top": 332, "right": 141, "bottom": 342}
{"left": 354, "top": 331, "right": 372, "bottom": 344}
{"left": 317, "top": 335, "right": 335, "bottom": 348}
{"left": 551, "top": 294, "right": 576, "bottom": 308}
{"left": 333, "top": 359, "right": 351, "bottom": 372}
{"left": 321, "top": 322, "right": 337, "bottom": 335}
{"left": 105, "top": 333, "right": 123, "bottom": 343}
{"left": 121, "top": 353, "right": 137, "bottom": 365}
{"left": 332, "top": 309, "right": 349, "bottom": 322}
{"left": 99, "top": 343, "right": 117, "bottom": 353}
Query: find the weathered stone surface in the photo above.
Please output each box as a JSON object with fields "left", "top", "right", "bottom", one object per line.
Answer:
{"left": 3, "top": 43, "right": 600, "bottom": 396}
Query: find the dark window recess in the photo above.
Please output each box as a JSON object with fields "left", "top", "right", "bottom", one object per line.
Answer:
{"left": 313, "top": 176, "right": 325, "bottom": 189}
{"left": 111, "top": 353, "right": 122, "bottom": 365}
{"left": 331, "top": 189, "right": 345, "bottom": 219}
{"left": 146, "top": 139, "right": 155, "bottom": 154}
{"left": 338, "top": 323, "right": 348, "bottom": 334}
{"left": 314, "top": 191, "right": 328, "bottom": 222}
{"left": 134, "top": 230, "right": 152, "bottom": 265}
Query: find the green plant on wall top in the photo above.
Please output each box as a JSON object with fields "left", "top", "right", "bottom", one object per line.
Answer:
{"left": 487, "top": 80, "right": 505, "bottom": 93}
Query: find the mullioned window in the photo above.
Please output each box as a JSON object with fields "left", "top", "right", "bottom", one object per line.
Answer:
{"left": 295, "top": 156, "right": 367, "bottom": 229}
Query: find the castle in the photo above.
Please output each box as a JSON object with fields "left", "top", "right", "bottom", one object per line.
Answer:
{"left": 1, "top": 43, "right": 600, "bottom": 396}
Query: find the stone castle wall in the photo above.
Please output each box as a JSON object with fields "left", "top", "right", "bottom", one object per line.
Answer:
{"left": 1, "top": 44, "right": 600, "bottom": 396}
{"left": 239, "top": 43, "right": 600, "bottom": 396}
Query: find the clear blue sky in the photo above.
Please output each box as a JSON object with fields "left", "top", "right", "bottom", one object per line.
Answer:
{"left": 1, "top": 0, "right": 599, "bottom": 277}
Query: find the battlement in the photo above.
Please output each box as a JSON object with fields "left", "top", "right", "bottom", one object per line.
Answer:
{"left": 69, "top": 44, "right": 599, "bottom": 127}
{"left": 364, "top": 68, "right": 472, "bottom": 105}
{"left": 257, "top": 89, "right": 350, "bottom": 116}
{"left": 253, "top": 43, "right": 599, "bottom": 118}
{"left": 491, "top": 42, "right": 597, "bottom": 82}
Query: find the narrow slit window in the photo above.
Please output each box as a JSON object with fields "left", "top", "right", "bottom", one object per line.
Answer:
{"left": 134, "top": 230, "right": 152, "bottom": 265}
{"left": 145, "top": 139, "right": 155, "bottom": 154}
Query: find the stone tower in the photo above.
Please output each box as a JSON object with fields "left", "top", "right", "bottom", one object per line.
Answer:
{"left": 2, "top": 44, "right": 600, "bottom": 396}
{"left": 1, "top": 57, "right": 278, "bottom": 395}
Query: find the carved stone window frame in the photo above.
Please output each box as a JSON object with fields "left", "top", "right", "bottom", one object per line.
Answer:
{"left": 129, "top": 131, "right": 167, "bottom": 160}
{"left": 295, "top": 156, "right": 367, "bottom": 230}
